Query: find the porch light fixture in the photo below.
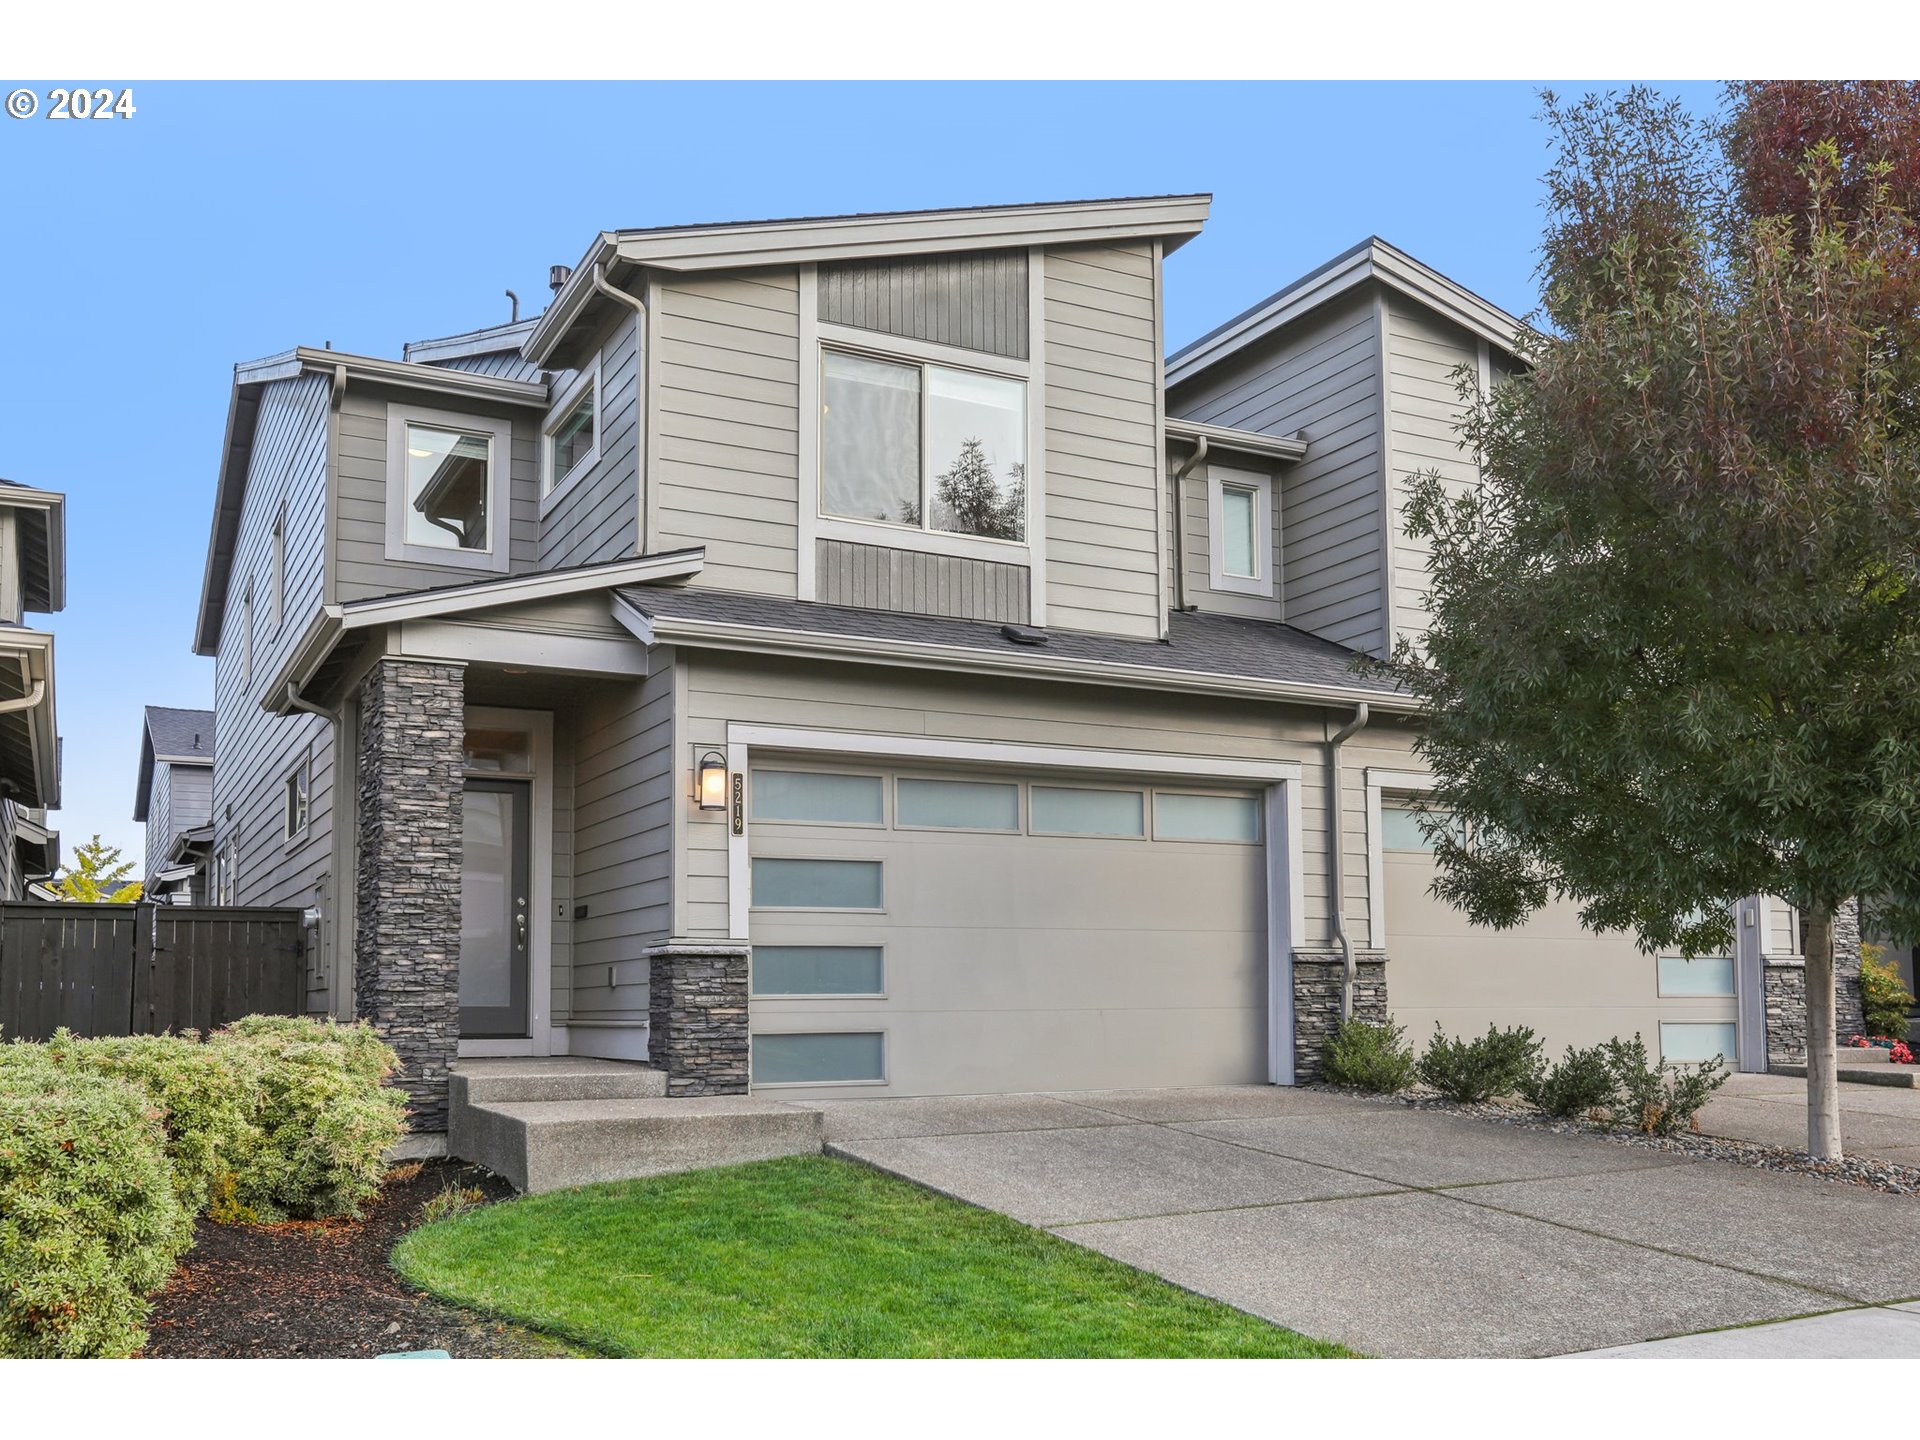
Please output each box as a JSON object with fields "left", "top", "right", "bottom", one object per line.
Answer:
{"left": 695, "top": 751, "right": 729, "bottom": 811}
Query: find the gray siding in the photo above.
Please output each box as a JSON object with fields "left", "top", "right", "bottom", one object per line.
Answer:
{"left": 567, "top": 654, "right": 676, "bottom": 1033}
{"left": 144, "top": 761, "right": 211, "bottom": 882}
{"left": 331, "top": 386, "right": 541, "bottom": 604}
{"left": 1169, "top": 287, "right": 1387, "bottom": 653}
{"left": 1042, "top": 244, "right": 1164, "bottom": 640}
{"left": 1165, "top": 454, "right": 1285, "bottom": 623}
{"left": 817, "top": 538, "right": 1029, "bottom": 624}
{"left": 539, "top": 311, "right": 641, "bottom": 569}
{"left": 211, "top": 373, "right": 337, "bottom": 1010}
{"left": 820, "top": 249, "right": 1029, "bottom": 359}
{"left": 651, "top": 272, "right": 801, "bottom": 597}
{"left": 1384, "top": 294, "right": 1480, "bottom": 643}
{"left": 144, "top": 760, "right": 174, "bottom": 883}
{"left": 0, "top": 801, "right": 24, "bottom": 901}
{"left": 679, "top": 652, "right": 1352, "bottom": 946}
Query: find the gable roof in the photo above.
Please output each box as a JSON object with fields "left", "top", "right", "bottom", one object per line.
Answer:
{"left": 1165, "top": 236, "right": 1530, "bottom": 390}
{"left": 614, "top": 586, "right": 1410, "bottom": 712}
{"left": 525, "top": 194, "right": 1212, "bottom": 368}
{"left": 0, "top": 480, "right": 66, "bottom": 614}
{"left": 193, "top": 347, "right": 549, "bottom": 656}
{"left": 134, "top": 705, "right": 215, "bottom": 822}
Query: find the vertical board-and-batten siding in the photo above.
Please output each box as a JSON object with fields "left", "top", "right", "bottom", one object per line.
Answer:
{"left": 427, "top": 349, "right": 547, "bottom": 384}
{"left": 819, "top": 249, "right": 1029, "bottom": 359}
{"left": 539, "top": 311, "right": 643, "bottom": 570}
{"left": 1042, "top": 244, "right": 1164, "bottom": 640}
{"left": 566, "top": 655, "right": 677, "bottom": 1029}
{"left": 817, "top": 539, "right": 1029, "bottom": 624}
{"left": 212, "top": 372, "right": 336, "bottom": 1010}
{"left": 330, "top": 386, "right": 540, "bottom": 604}
{"left": 1169, "top": 286, "right": 1387, "bottom": 653}
{"left": 650, "top": 272, "right": 801, "bottom": 596}
{"left": 1384, "top": 294, "right": 1480, "bottom": 644}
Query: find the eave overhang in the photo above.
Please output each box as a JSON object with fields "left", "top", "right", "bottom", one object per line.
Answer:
{"left": 1162, "top": 417, "right": 1308, "bottom": 463}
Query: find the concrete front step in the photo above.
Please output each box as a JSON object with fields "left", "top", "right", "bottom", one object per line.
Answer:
{"left": 452, "top": 1094, "right": 823, "bottom": 1194}
{"left": 450, "top": 1057, "right": 669, "bottom": 1105}
{"left": 1772, "top": 1059, "right": 1918, "bottom": 1089}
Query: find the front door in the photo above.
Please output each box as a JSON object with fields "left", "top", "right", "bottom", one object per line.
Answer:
{"left": 461, "top": 776, "right": 531, "bottom": 1038}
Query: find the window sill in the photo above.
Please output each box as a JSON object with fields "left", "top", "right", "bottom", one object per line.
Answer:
{"left": 381, "top": 538, "right": 511, "bottom": 574}
{"left": 815, "top": 515, "right": 1031, "bottom": 568}
{"left": 539, "top": 453, "right": 599, "bottom": 518}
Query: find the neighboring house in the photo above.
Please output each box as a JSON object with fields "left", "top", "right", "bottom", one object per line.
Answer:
{"left": 0, "top": 480, "right": 63, "bottom": 902}
{"left": 189, "top": 197, "right": 1835, "bottom": 1134}
{"left": 133, "top": 705, "right": 216, "bottom": 903}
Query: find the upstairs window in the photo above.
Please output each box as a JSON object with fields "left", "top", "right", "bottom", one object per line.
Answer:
{"left": 1207, "top": 464, "right": 1274, "bottom": 597}
{"left": 821, "top": 348, "right": 1026, "bottom": 543}
{"left": 404, "top": 424, "right": 492, "bottom": 551}
{"left": 284, "top": 756, "right": 311, "bottom": 842}
{"left": 270, "top": 503, "right": 285, "bottom": 636}
{"left": 385, "top": 404, "right": 514, "bottom": 573}
{"left": 543, "top": 356, "right": 600, "bottom": 499}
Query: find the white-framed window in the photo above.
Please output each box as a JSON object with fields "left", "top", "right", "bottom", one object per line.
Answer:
{"left": 1657, "top": 955, "right": 1736, "bottom": 998}
{"left": 1029, "top": 784, "right": 1146, "bottom": 839}
{"left": 1659, "top": 1021, "right": 1738, "bottom": 1065}
{"left": 283, "top": 754, "right": 311, "bottom": 842}
{"left": 540, "top": 354, "right": 600, "bottom": 504}
{"left": 750, "top": 769, "right": 885, "bottom": 826}
{"left": 241, "top": 578, "right": 254, "bottom": 691}
{"left": 752, "top": 1030, "right": 887, "bottom": 1087}
{"left": 895, "top": 775, "right": 1020, "bottom": 833}
{"left": 750, "top": 857, "right": 885, "bottom": 911}
{"left": 215, "top": 839, "right": 238, "bottom": 906}
{"left": 1207, "top": 464, "right": 1275, "bottom": 596}
{"left": 270, "top": 502, "right": 285, "bottom": 636}
{"left": 819, "top": 343, "right": 1028, "bottom": 545}
{"left": 1153, "top": 791, "right": 1261, "bottom": 844}
{"left": 751, "top": 945, "right": 885, "bottom": 998}
{"left": 383, "top": 403, "right": 514, "bottom": 573}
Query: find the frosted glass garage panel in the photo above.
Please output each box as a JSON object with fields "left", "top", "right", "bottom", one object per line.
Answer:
{"left": 752, "top": 946, "right": 884, "bottom": 996}
{"left": 1379, "top": 803, "right": 1438, "bottom": 850}
{"left": 753, "top": 1031, "right": 886, "bottom": 1085}
{"left": 751, "top": 858, "right": 884, "bottom": 909}
{"left": 1155, "top": 793, "right": 1260, "bottom": 843}
{"left": 1030, "top": 786, "right": 1144, "bottom": 837}
{"left": 751, "top": 770, "right": 883, "bottom": 824}
{"left": 1658, "top": 955, "right": 1735, "bottom": 997}
{"left": 1660, "top": 1022, "right": 1737, "bottom": 1064}
{"left": 896, "top": 777, "right": 1019, "bottom": 831}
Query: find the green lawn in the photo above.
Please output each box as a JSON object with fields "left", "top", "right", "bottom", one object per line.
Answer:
{"left": 392, "top": 1155, "right": 1350, "bottom": 1358}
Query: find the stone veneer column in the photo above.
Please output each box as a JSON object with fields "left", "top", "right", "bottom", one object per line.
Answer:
{"left": 354, "top": 657, "right": 466, "bottom": 1131}
{"left": 647, "top": 941, "right": 750, "bottom": 1096}
{"left": 1765, "top": 959, "right": 1809, "bottom": 1068}
{"left": 1291, "top": 951, "right": 1388, "bottom": 1084}
{"left": 1833, "top": 898, "right": 1865, "bottom": 1038}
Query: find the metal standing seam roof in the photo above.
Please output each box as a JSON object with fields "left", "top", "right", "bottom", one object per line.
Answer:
{"left": 616, "top": 585, "right": 1402, "bottom": 699}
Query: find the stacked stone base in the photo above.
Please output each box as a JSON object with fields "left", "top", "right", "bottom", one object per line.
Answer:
{"left": 1764, "top": 961, "right": 1808, "bottom": 1068}
{"left": 648, "top": 941, "right": 751, "bottom": 1095}
{"left": 1291, "top": 951, "right": 1387, "bottom": 1083}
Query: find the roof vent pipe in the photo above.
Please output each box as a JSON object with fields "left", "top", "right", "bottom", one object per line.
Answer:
{"left": 550, "top": 265, "right": 572, "bottom": 293}
{"left": 506, "top": 289, "right": 520, "bottom": 323}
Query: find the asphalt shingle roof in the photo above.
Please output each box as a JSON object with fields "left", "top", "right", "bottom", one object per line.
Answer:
{"left": 618, "top": 587, "right": 1401, "bottom": 697}
{"left": 145, "top": 706, "right": 215, "bottom": 762}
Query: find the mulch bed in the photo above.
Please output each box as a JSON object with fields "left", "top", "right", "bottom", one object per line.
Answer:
{"left": 143, "top": 1159, "right": 573, "bottom": 1358}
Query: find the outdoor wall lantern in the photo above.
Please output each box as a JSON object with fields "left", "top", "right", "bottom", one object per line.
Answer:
{"left": 695, "top": 751, "right": 729, "bottom": 811}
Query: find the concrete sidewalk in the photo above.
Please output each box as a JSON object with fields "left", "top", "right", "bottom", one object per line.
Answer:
{"left": 801, "top": 1086, "right": 1920, "bottom": 1358}
{"left": 1698, "top": 1073, "right": 1920, "bottom": 1166}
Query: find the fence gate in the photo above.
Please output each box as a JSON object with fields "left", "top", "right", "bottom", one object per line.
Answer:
{"left": 0, "top": 902, "right": 306, "bottom": 1043}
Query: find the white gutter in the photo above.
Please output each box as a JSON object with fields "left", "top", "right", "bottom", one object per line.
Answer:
{"left": 611, "top": 595, "right": 1415, "bottom": 715}
{"left": 0, "top": 679, "right": 46, "bottom": 715}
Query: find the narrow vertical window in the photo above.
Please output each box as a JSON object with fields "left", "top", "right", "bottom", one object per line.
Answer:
{"left": 1207, "top": 464, "right": 1274, "bottom": 597}
{"left": 270, "top": 504, "right": 286, "bottom": 635}
{"left": 1220, "top": 485, "right": 1257, "bottom": 577}
{"left": 241, "top": 579, "right": 254, "bottom": 690}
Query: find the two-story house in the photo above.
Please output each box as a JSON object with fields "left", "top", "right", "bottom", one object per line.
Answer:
{"left": 191, "top": 197, "right": 1814, "bottom": 1135}
{"left": 0, "top": 481, "right": 64, "bottom": 902}
{"left": 133, "top": 706, "right": 216, "bottom": 902}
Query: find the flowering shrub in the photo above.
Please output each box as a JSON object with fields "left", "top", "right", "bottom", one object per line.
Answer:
{"left": 1860, "top": 944, "right": 1917, "bottom": 1041}
{"left": 1893, "top": 1041, "right": 1915, "bottom": 1065}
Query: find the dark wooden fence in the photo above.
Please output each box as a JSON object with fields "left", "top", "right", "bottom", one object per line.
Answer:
{"left": 0, "top": 902, "right": 306, "bottom": 1043}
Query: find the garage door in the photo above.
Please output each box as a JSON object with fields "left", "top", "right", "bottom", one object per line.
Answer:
{"left": 1379, "top": 799, "right": 1740, "bottom": 1064}
{"left": 746, "top": 761, "right": 1268, "bottom": 1098}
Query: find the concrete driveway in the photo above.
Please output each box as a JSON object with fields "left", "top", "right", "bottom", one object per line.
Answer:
{"left": 1699, "top": 1072, "right": 1920, "bottom": 1165}
{"left": 801, "top": 1087, "right": 1920, "bottom": 1357}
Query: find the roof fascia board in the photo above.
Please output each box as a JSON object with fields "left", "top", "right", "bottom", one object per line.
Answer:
{"left": 522, "top": 234, "right": 617, "bottom": 366}
{"left": 290, "top": 348, "right": 547, "bottom": 407}
{"left": 1163, "top": 417, "right": 1307, "bottom": 462}
{"left": 403, "top": 320, "right": 538, "bottom": 365}
{"left": 194, "top": 377, "right": 255, "bottom": 655}
{"left": 608, "top": 596, "right": 1414, "bottom": 715}
{"left": 0, "top": 486, "right": 68, "bottom": 613}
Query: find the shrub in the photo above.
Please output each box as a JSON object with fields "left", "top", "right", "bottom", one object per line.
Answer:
{"left": 210, "top": 1016, "right": 408, "bottom": 1221}
{"left": 40, "top": 1030, "right": 259, "bottom": 1215}
{"left": 1324, "top": 1017, "right": 1417, "bottom": 1093}
{"left": 1417, "top": 1023, "right": 1543, "bottom": 1103}
{"left": 0, "top": 1060, "right": 193, "bottom": 1357}
{"left": 1602, "top": 1034, "right": 1730, "bottom": 1136}
{"left": 1522, "top": 1043, "right": 1619, "bottom": 1118}
{"left": 1860, "top": 943, "right": 1915, "bottom": 1040}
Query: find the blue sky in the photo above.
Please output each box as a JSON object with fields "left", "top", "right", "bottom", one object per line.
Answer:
{"left": 0, "top": 80, "right": 1723, "bottom": 865}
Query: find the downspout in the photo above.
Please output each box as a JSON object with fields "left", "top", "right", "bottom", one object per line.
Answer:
{"left": 1327, "top": 702, "right": 1370, "bottom": 1021}
{"left": 590, "top": 262, "right": 649, "bottom": 550}
{"left": 0, "top": 680, "right": 46, "bottom": 715}
{"left": 283, "top": 682, "right": 338, "bottom": 724}
{"left": 1169, "top": 436, "right": 1207, "bottom": 613}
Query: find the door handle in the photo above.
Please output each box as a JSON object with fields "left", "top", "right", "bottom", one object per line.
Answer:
{"left": 515, "top": 910, "right": 527, "bottom": 951}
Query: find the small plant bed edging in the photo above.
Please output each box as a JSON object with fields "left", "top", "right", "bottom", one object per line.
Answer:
{"left": 144, "top": 1159, "right": 572, "bottom": 1357}
{"left": 1308, "top": 1085, "right": 1920, "bottom": 1198}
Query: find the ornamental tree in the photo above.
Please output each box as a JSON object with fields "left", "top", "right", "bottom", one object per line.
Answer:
{"left": 1380, "top": 85, "right": 1920, "bottom": 1159}
{"left": 52, "top": 834, "right": 143, "bottom": 904}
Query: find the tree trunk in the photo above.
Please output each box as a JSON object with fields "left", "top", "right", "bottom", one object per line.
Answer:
{"left": 1802, "top": 900, "right": 1843, "bottom": 1160}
